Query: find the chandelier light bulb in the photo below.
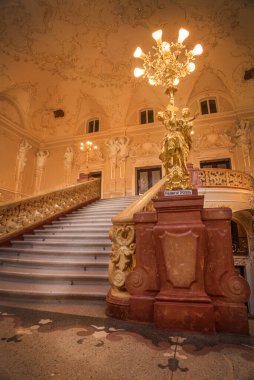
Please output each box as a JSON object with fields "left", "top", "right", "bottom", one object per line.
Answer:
{"left": 148, "top": 78, "right": 156, "bottom": 85}
{"left": 86, "top": 141, "right": 93, "bottom": 146}
{"left": 190, "top": 130, "right": 194, "bottom": 135}
{"left": 173, "top": 78, "right": 180, "bottom": 86}
{"left": 94, "top": 145, "right": 98, "bottom": 150}
{"left": 192, "top": 44, "right": 203, "bottom": 55}
{"left": 177, "top": 28, "right": 189, "bottom": 44}
{"left": 134, "top": 47, "right": 144, "bottom": 58}
{"left": 161, "top": 41, "right": 170, "bottom": 52}
{"left": 187, "top": 62, "right": 196, "bottom": 72}
{"left": 134, "top": 68, "right": 145, "bottom": 77}
{"left": 152, "top": 29, "right": 162, "bottom": 42}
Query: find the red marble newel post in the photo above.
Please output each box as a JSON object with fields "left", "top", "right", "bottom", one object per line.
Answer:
{"left": 152, "top": 191, "right": 215, "bottom": 333}
{"left": 202, "top": 208, "right": 250, "bottom": 334}
{"left": 126, "top": 212, "right": 159, "bottom": 322}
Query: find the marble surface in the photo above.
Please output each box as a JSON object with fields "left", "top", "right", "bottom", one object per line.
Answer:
{"left": 0, "top": 301, "right": 253, "bottom": 380}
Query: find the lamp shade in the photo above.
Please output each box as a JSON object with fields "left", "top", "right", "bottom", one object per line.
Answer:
{"left": 134, "top": 68, "right": 145, "bottom": 77}
{"left": 177, "top": 28, "right": 189, "bottom": 44}
{"left": 192, "top": 44, "right": 203, "bottom": 55}
{"left": 152, "top": 29, "right": 162, "bottom": 42}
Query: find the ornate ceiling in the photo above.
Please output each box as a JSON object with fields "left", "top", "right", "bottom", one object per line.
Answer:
{"left": 0, "top": 0, "right": 254, "bottom": 140}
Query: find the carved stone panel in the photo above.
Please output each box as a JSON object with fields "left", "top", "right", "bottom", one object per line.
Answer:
{"left": 160, "top": 231, "right": 198, "bottom": 288}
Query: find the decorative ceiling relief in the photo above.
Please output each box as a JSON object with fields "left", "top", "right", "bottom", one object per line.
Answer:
{"left": 0, "top": 98, "right": 23, "bottom": 127}
{"left": 186, "top": 0, "right": 249, "bottom": 48}
{"left": 0, "top": 0, "right": 253, "bottom": 142}
{"left": 192, "top": 126, "right": 234, "bottom": 152}
{"left": 130, "top": 135, "right": 161, "bottom": 159}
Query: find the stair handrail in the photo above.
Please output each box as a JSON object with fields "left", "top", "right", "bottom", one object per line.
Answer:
{"left": 0, "top": 178, "right": 101, "bottom": 243}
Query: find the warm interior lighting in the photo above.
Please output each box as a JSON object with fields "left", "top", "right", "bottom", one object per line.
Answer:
{"left": 173, "top": 78, "right": 180, "bottom": 86}
{"left": 190, "top": 130, "right": 194, "bottom": 135}
{"left": 134, "top": 47, "right": 144, "bottom": 58}
{"left": 152, "top": 29, "right": 162, "bottom": 42}
{"left": 192, "top": 44, "right": 203, "bottom": 56}
{"left": 161, "top": 42, "right": 170, "bottom": 52}
{"left": 86, "top": 141, "right": 93, "bottom": 146}
{"left": 177, "top": 28, "right": 189, "bottom": 44}
{"left": 148, "top": 78, "right": 156, "bottom": 85}
{"left": 94, "top": 145, "right": 98, "bottom": 150}
{"left": 134, "top": 68, "right": 145, "bottom": 77}
{"left": 187, "top": 62, "right": 195, "bottom": 72}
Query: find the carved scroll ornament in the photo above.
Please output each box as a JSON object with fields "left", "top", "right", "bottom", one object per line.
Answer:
{"left": 108, "top": 223, "right": 136, "bottom": 292}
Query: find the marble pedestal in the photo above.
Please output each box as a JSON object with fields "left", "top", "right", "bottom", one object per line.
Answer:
{"left": 152, "top": 192, "right": 215, "bottom": 333}
{"left": 126, "top": 191, "right": 250, "bottom": 334}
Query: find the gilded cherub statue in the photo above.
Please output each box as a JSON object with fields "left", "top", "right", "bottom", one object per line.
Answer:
{"left": 159, "top": 105, "right": 197, "bottom": 189}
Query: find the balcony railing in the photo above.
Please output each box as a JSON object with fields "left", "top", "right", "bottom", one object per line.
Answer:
{"left": 198, "top": 168, "right": 254, "bottom": 190}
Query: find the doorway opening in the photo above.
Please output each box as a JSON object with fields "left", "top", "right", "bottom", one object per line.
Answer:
{"left": 136, "top": 166, "right": 162, "bottom": 195}
{"left": 200, "top": 158, "right": 231, "bottom": 169}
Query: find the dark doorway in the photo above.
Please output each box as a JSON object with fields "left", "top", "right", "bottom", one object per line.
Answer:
{"left": 231, "top": 220, "right": 249, "bottom": 256}
{"left": 200, "top": 158, "right": 231, "bottom": 169}
{"left": 136, "top": 166, "right": 162, "bottom": 195}
{"left": 90, "top": 171, "right": 102, "bottom": 179}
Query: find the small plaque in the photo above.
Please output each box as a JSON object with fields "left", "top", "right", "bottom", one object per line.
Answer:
{"left": 164, "top": 189, "right": 193, "bottom": 196}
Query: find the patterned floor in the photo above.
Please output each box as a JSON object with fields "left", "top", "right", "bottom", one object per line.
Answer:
{"left": 0, "top": 305, "right": 254, "bottom": 379}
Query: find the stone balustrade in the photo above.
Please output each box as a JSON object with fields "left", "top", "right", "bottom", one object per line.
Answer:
{"left": 198, "top": 168, "right": 254, "bottom": 190}
{"left": 0, "top": 178, "right": 101, "bottom": 242}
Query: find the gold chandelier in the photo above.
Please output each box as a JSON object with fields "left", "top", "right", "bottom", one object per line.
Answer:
{"left": 133, "top": 28, "right": 203, "bottom": 190}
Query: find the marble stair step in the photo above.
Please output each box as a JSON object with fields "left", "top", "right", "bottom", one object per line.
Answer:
{"left": 37, "top": 227, "right": 110, "bottom": 233}
{"left": 65, "top": 212, "right": 119, "bottom": 218}
{"left": 59, "top": 215, "right": 112, "bottom": 223}
{"left": 10, "top": 240, "right": 112, "bottom": 251}
{"left": 0, "top": 256, "right": 108, "bottom": 268}
{"left": 50, "top": 221, "right": 112, "bottom": 226}
{"left": 0, "top": 267, "right": 109, "bottom": 282}
{"left": 23, "top": 233, "right": 110, "bottom": 240}
{"left": 0, "top": 246, "right": 110, "bottom": 259}
{"left": 57, "top": 217, "right": 112, "bottom": 222}
{"left": 72, "top": 207, "right": 126, "bottom": 213}
{"left": 0, "top": 280, "right": 109, "bottom": 299}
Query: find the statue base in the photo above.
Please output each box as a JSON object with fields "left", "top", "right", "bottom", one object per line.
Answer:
{"left": 154, "top": 301, "right": 215, "bottom": 333}
{"left": 106, "top": 289, "right": 129, "bottom": 320}
{"left": 125, "top": 190, "right": 250, "bottom": 334}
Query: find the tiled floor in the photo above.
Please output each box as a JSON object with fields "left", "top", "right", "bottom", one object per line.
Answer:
{"left": 0, "top": 300, "right": 253, "bottom": 380}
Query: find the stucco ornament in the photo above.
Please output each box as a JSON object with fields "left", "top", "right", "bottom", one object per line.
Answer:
{"left": 15, "top": 139, "right": 32, "bottom": 196}
{"left": 64, "top": 146, "right": 74, "bottom": 185}
{"left": 235, "top": 119, "right": 252, "bottom": 169}
{"left": 108, "top": 223, "right": 136, "bottom": 292}
{"left": 34, "top": 150, "right": 50, "bottom": 193}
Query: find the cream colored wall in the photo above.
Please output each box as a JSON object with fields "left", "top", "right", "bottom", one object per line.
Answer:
{"left": 1, "top": 103, "right": 254, "bottom": 200}
{"left": 40, "top": 146, "right": 65, "bottom": 193}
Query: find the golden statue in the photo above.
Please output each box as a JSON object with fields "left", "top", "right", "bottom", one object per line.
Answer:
{"left": 159, "top": 105, "right": 197, "bottom": 190}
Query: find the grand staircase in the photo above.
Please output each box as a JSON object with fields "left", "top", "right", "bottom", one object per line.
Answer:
{"left": 0, "top": 196, "right": 136, "bottom": 300}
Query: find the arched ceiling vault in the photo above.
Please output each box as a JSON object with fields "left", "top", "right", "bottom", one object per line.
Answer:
{"left": 0, "top": 0, "right": 254, "bottom": 141}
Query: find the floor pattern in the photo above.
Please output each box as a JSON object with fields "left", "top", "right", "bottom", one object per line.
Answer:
{"left": 0, "top": 306, "right": 254, "bottom": 379}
